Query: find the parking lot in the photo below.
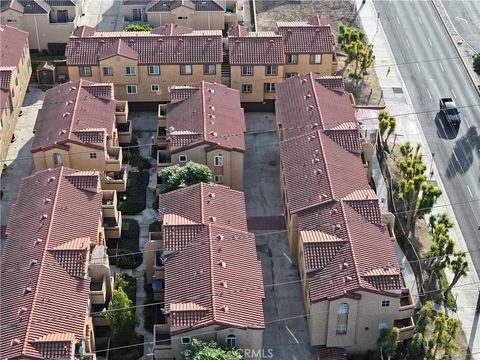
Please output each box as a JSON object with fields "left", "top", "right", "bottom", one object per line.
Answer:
{"left": 244, "top": 112, "right": 315, "bottom": 360}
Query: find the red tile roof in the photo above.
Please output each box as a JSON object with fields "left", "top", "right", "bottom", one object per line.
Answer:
{"left": 31, "top": 80, "right": 116, "bottom": 152}
{"left": 276, "top": 73, "right": 356, "bottom": 140}
{"left": 164, "top": 223, "right": 265, "bottom": 332}
{"left": 0, "top": 25, "right": 28, "bottom": 67}
{"left": 277, "top": 16, "right": 335, "bottom": 54}
{"left": 167, "top": 82, "right": 245, "bottom": 152}
{"left": 0, "top": 167, "right": 103, "bottom": 359}
{"left": 98, "top": 38, "right": 139, "bottom": 61}
{"left": 0, "top": 69, "right": 12, "bottom": 88}
{"left": 66, "top": 26, "right": 222, "bottom": 66}
{"left": 228, "top": 26, "right": 285, "bottom": 65}
{"left": 151, "top": 23, "right": 193, "bottom": 35}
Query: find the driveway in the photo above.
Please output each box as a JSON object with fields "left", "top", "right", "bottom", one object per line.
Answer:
{"left": 1, "top": 85, "right": 45, "bottom": 249}
{"left": 78, "top": 0, "right": 124, "bottom": 31}
{"left": 243, "top": 112, "right": 315, "bottom": 359}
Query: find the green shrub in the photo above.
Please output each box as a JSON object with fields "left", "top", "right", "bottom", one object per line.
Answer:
{"left": 115, "top": 274, "right": 137, "bottom": 306}
{"left": 116, "top": 219, "right": 142, "bottom": 269}
{"left": 124, "top": 24, "right": 153, "bottom": 32}
{"left": 117, "top": 171, "right": 150, "bottom": 215}
{"left": 439, "top": 269, "right": 457, "bottom": 311}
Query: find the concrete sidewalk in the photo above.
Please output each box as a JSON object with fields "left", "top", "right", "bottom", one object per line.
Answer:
{"left": 358, "top": 1, "right": 480, "bottom": 358}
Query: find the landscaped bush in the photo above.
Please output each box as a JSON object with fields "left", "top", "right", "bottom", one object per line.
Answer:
{"left": 117, "top": 171, "right": 150, "bottom": 215}
{"left": 126, "top": 136, "right": 152, "bottom": 171}
{"left": 115, "top": 274, "right": 137, "bottom": 306}
{"left": 116, "top": 219, "right": 142, "bottom": 269}
{"left": 124, "top": 23, "right": 153, "bottom": 32}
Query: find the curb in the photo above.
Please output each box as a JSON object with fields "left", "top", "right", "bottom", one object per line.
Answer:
{"left": 430, "top": 0, "right": 480, "bottom": 97}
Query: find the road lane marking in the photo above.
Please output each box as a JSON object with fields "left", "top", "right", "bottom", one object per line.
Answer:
{"left": 283, "top": 252, "right": 293, "bottom": 264}
{"left": 405, "top": 39, "right": 410, "bottom": 48}
{"left": 464, "top": 117, "right": 470, "bottom": 127}
{"left": 396, "top": 16, "right": 400, "bottom": 25}
{"left": 467, "top": 185, "right": 473, "bottom": 198}
{"left": 439, "top": 62, "right": 444, "bottom": 72}
{"left": 427, "top": 89, "right": 432, "bottom": 99}
{"left": 428, "top": 38, "right": 433, "bottom": 47}
{"left": 417, "top": 16, "right": 423, "bottom": 25}
{"left": 456, "top": 62, "right": 462, "bottom": 73}
{"left": 285, "top": 326, "right": 300, "bottom": 344}
{"left": 416, "top": 63, "right": 421, "bottom": 72}
{"left": 451, "top": 88, "right": 457, "bottom": 98}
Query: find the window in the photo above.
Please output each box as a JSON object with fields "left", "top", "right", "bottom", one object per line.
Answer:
{"left": 125, "top": 66, "right": 136, "bottom": 76}
{"left": 310, "top": 54, "right": 322, "bottom": 64}
{"left": 151, "top": 84, "right": 160, "bottom": 92}
{"left": 57, "top": 9, "right": 69, "bottom": 23}
{"left": 214, "top": 175, "right": 224, "bottom": 184}
{"left": 214, "top": 155, "right": 223, "bottom": 166}
{"left": 178, "top": 16, "right": 188, "bottom": 20}
{"left": 378, "top": 322, "right": 388, "bottom": 330}
{"left": 181, "top": 336, "right": 191, "bottom": 344}
{"left": 226, "top": 335, "right": 236, "bottom": 347}
{"left": 286, "top": 53, "right": 298, "bottom": 64}
{"left": 242, "top": 84, "right": 252, "bottom": 93}
{"left": 103, "top": 67, "right": 113, "bottom": 76}
{"left": 381, "top": 300, "right": 390, "bottom": 307}
{"left": 89, "top": 152, "right": 97, "bottom": 159}
{"left": 285, "top": 72, "right": 298, "bottom": 79}
{"left": 126, "top": 85, "right": 137, "bottom": 94}
{"left": 6, "top": 19, "right": 17, "bottom": 23}
{"left": 132, "top": 8, "right": 142, "bottom": 21}
{"left": 204, "top": 64, "right": 216, "bottom": 75}
{"left": 53, "top": 153, "right": 63, "bottom": 166}
{"left": 148, "top": 65, "right": 160, "bottom": 75}
{"left": 15, "top": 77, "right": 18, "bottom": 86}
{"left": 265, "top": 65, "right": 278, "bottom": 76}
{"left": 336, "top": 303, "right": 349, "bottom": 335}
{"left": 241, "top": 66, "right": 253, "bottom": 76}
{"left": 179, "top": 154, "right": 188, "bottom": 163}
{"left": 264, "top": 83, "right": 276, "bottom": 93}
{"left": 79, "top": 66, "right": 92, "bottom": 77}
{"left": 180, "top": 64, "right": 192, "bottom": 75}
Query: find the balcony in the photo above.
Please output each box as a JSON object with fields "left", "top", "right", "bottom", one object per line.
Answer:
{"left": 91, "top": 305, "right": 108, "bottom": 327}
{"left": 158, "top": 104, "right": 167, "bottom": 127}
{"left": 399, "top": 288, "right": 415, "bottom": 316}
{"left": 153, "top": 324, "right": 174, "bottom": 359}
{"left": 104, "top": 211, "right": 122, "bottom": 239}
{"left": 394, "top": 317, "right": 415, "bottom": 341}
{"left": 115, "top": 101, "right": 129, "bottom": 123}
{"left": 102, "top": 190, "right": 119, "bottom": 219}
{"left": 144, "top": 232, "right": 163, "bottom": 284}
{"left": 157, "top": 150, "right": 172, "bottom": 169}
{"left": 117, "top": 121, "right": 132, "bottom": 144}
{"left": 157, "top": 126, "right": 167, "bottom": 147}
{"left": 106, "top": 147, "right": 123, "bottom": 172}
{"left": 90, "top": 275, "right": 107, "bottom": 305}
{"left": 153, "top": 278, "right": 165, "bottom": 302}
{"left": 102, "top": 168, "right": 128, "bottom": 192}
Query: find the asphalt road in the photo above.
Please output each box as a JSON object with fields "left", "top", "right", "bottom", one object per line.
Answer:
{"left": 374, "top": 1, "right": 480, "bottom": 271}
{"left": 441, "top": 0, "right": 480, "bottom": 52}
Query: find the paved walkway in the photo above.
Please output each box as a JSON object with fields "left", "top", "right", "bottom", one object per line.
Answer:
{"left": 359, "top": 1, "right": 480, "bottom": 358}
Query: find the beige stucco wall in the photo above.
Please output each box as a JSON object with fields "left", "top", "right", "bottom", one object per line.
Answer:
{"left": 284, "top": 53, "right": 336, "bottom": 76}
{"left": 1, "top": 9, "right": 75, "bottom": 51}
{"left": 143, "top": 7, "right": 225, "bottom": 30}
{"left": 230, "top": 65, "right": 284, "bottom": 102}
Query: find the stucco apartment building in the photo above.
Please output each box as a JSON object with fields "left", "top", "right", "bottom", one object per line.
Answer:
{"left": 0, "top": 0, "right": 77, "bottom": 52}
{"left": 65, "top": 15, "right": 337, "bottom": 104}
{"left": 31, "top": 79, "right": 132, "bottom": 191}
{"left": 143, "top": 182, "right": 264, "bottom": 359}
{"left": 121, "top": 0, "right": 241, "bottom": 30}
{"left": 157, "top": 81, "right": 245, "bottom": 190}
{"left": 0, "top": 167, "right": 122, "bottom": 359}
{"left": 276, "top": 73, "right": 415, "bottom": 354}
{"left": 0, "top": 25, "right": 31, "bottom": 175}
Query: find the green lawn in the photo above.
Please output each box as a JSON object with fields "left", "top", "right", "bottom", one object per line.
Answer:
{"left": 439, "top": 269, "right": 457, "bottom": 311}
{"left": 116, "top": 219, "right": 142, "bottom": 269}
{"left": 118, "top": 171, "right": 150, "bottom": 215}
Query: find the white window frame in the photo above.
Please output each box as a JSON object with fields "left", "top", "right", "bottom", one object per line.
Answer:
{"left": 178, "top": 154, "right": 188, "bottom": 163}
{"left": 79, "top": 66, "right": 92, "bottom": 77}
{"left": 285, "top": 72, "right": 298, "bottom": 79}
{"left": 89, "top": 152, "right": 97, "bottom": 159}
{"left": 53, "top": 153, "right": 63, "bottom": 166}
{"left": 103, "top": 66, "right": 113, "bottom": 76}
{"left": 286, "top": 53, "right": 298, "bottom": 64}
{"left": 214, "top": 155, "right": 223, "bottom": 167}
{"left": 151, "top": 84, "right": 160, "bottom": 92}
{"left": 180, "top": 64, "right": 193, "bottom": 75}
{"left": 125, "top": 66, "right": 136, "bottom": 76}
{"left": 381, "top": 300, "right": 390, "bottom": 307}
{"left": 378, "top": 322, "right": 388, "bottom": 330}
{"left": 265, "top": 65, "right": 278, "bottom": 76}
{"left": 226, "top": 335, "right": 237, "bottom": 347}
{"left": 6, "top": 19, "right": 17, "bottom": 23}
{"left": 241, "top": 65, "right": 253, "bottom": 76}
{"left": 310, "top": 54, "right": 322, "bottom": 64}
{"left": 148, "top": 65, "right": 160, "bottom": 75}
{"left": 264, "top": 83, "right": 276, "bottom": 93}
{"left": 214, "top": 175, "right": 224, "bottom": 184}
{"left": 126, "top": 85, "right": 137, "bottom": 94}
{"left": 336, "top": 324, "right": 347, "bottom": 335}
{"left": 242, "top": 84, "right": 252, "bottom": 93}
{"left": 204, "top": 64, "right": 216, "bottom": 75}
{"left": 181, "top": 336, "right": 191, "bottom": 344}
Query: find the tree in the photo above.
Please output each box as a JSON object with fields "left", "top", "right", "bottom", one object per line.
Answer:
{"left": 473, "top": 53, "right": 480, "bottom": 75}
{"left": 396, "top": 142, "right": 441, "bottom": 236}
{"left": 124, "top": 24, "right": 153, "bottom": 31}
{"left": 182, "top": 339, "right": 243, "bottom": 360}
{"left": 105, "top": 287, "right": 138, "bottom": 344}
{"left": 378, "top": 110, "right": 396, "bottom": 151}
{"left": 445, "top": 250, "right": 468, "bottom": 294}
{"left": 377, "top": 327, "right": 399, "bottom": 360}
{"left": 160, "top": 161, "right": 212, "bottom": 193}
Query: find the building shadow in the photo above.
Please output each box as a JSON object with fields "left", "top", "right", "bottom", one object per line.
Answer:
{"left": 445, "top": 126, "right": 479, "bottom": 179}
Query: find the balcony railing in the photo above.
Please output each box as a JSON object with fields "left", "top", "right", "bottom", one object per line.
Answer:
{"left": 154, "top": 324, "right": 173, "bottom": 359}
{"left": 117, "top": 121, "right": 132, "bottom": 144}
{"left": 115, "top": 101, "right": 128, "bottom": 123}
{"left": 157, "top": 150, "right": 172, "bottom": 168}
{"left": 102, "top": 168, "right": 128, "bottom": 192}
{"left": 102, "top": 190, "right": 119, "bottom": 218}
{"left": 106, "top": 147, "right": 123, "bottom": 172}
{"left": 394, "top": 317, "right": 415, "bottom": 341}
{"left": 104, "top": 211, "right": 122, "bottom": 239}
{"left": 90, "top": 276, "right": 107, "bottom": 305}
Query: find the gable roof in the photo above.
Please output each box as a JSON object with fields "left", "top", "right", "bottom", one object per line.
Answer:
{"left": 228, "top": 26, "right": 285, "bottom": 65}
{"left": 146, "top": 0, "right": 225, "bottom": 12}
{"left": 0, "top": 25, "right": 29, "bottom": 67}
{"left": 277, "top": 15, "right": 335, "bottom": 54}
{"left": 0, "top": 167, "right": 103, "bottom": 359}
{"left": 164, "top": 223, "right": 265, "bottom": 332}
{"left": 66, "top": 25, "right": 223, "bottom": 66}
{"left": 31, "top": 80, "right": 116, "bottom": 153}
{"left": 276, "top": 73, "right": 356, "bottom": 140}
{"left": 167, "top": 82, "right": 245, "bottom": 152}
{"left": 98, "top": 38, "right": 139, "bottom": 61}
